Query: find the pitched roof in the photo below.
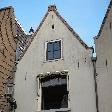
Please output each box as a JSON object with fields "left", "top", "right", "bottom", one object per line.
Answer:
{"left": 31, "top": 5, "right": 92, "bottom": 50}
{"left": 97, "top": 0, "right": 112, "bottom": 38}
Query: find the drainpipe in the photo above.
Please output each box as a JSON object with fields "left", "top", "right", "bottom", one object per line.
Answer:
{"left": 92, "top": 57, "right": 99, "bottom": 112}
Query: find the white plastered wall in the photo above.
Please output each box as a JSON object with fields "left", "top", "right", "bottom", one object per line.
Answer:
{"left": 95, "top": 7, "right": 112, "bottom": 112}
{"left": 14, "top": 10, "right": 96, "bottom": 112}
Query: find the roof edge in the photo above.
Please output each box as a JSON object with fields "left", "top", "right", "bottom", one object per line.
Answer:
{"left": 55, "top": 10, "right": 90, "bottom": 49}
{"left": 97, "top": 0, "right": 112, "bottom": 38}
{"left": 15, "top": 18, "right": 28, "bottom": 35}
{"left": 0, "top": 6, "right": 13, "bottom": 11}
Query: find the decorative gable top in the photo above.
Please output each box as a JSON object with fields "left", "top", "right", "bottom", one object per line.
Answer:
{"left": 48, "top": 5, "right": 57, "bottom": 12}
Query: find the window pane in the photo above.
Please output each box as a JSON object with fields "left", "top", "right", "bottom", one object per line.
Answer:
{"left": 47, "top": 42, "right": 53, "bottom": 52}
{"left": 54, "top": 50, "right": 61, "bottom": 59}
{"left": 46, "top": 40, "right": 61, "bottom": 60}
{"left": 47, "top": 51, "right": 54, "bottom": 60}
{"left": 54, "top": 41, "right": 61, "bottom": 51}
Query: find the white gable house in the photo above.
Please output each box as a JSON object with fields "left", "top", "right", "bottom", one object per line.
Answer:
{"left": 14, "top": 5, "right": 97, "bottom": 112}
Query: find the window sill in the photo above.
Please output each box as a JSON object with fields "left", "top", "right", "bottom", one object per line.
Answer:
{"left": 43, "top": 58, "right": 64, "bottom": 63}
{"left": 36, "top": 108, "right": 71, "bottom": 112}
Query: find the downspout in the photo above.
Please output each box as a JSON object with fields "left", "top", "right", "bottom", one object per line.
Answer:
{"left": 92, "top": 56, "right": 99, "bottom": 112}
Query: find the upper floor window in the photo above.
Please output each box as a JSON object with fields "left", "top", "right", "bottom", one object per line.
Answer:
{"left": 46, "top": 40, "right": 61, "bottom": 60}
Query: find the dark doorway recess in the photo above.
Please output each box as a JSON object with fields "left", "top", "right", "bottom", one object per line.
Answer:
{"left": 41, "top": 84, "right": 68, "bottom": 110}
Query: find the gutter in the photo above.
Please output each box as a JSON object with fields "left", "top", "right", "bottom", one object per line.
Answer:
{"left": 92, "top": 57, "right": 99, "bottom": 112}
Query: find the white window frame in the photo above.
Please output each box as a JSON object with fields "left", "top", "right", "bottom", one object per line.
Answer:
{"left": 44, "top": 39, "right": 63, "bottom": 62}
{"left": 36, "top": 70, "right": 70, "bottom": 111}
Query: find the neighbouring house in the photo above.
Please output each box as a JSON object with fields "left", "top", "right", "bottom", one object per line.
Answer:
{"left": 0, "top": 6, "right": 17, "bottom": 112}
{"left": 94, "top": 1, "right": 112, "bottom": 112}
{"left": 14, "top": 5, "right": 97, "bottom": 112}
{"left": 0, "top": 6, "right": 29, "bottom": 112}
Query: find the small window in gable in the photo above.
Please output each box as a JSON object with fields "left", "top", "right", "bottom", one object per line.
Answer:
{"left": 46, "top": 40, "right": 61, "bottom": 60}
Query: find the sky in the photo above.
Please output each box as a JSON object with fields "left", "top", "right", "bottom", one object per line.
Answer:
{"left": 0, "top": 0, "right": 110, "bottom": 47}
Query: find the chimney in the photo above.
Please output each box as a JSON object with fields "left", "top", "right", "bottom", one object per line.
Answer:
{"left": 48, "top": 5, "right": 57, "bottom": 12}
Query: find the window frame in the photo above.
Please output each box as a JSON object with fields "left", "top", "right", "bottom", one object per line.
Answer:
{"left": 41, "top": 77, "right": 68, "bottom": 110}
{"left": 36, "top": 71, "right": 69, "bottom": 111}
{"left": 45, "top": 39, "right": 63, "bottom": 61}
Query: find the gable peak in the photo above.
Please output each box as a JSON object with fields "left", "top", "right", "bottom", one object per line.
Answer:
{"left": 48, "top": 5, "right": 57, "bottom": 12}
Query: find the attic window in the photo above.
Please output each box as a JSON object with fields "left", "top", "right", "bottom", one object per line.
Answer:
{"left": 41, "top": 75, "right": 68, "bottom": 110}
{"left": 46, "top": 40, "right": 61, "bottom": 60}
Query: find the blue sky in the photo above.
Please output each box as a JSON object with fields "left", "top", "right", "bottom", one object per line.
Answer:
{"left": 0, "top": 0, "right": 110, "bottom": 46}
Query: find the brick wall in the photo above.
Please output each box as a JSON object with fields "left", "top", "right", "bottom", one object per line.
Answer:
{"left": 0, "top": 6, "right": 28, "bottom": 112}
{"left": 0, "top": 6, "right": 17, "bottom": 112}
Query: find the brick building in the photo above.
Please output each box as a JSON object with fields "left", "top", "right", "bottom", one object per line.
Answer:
{"left": 0, "top": 6, "right": 28, "bottom": 112}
